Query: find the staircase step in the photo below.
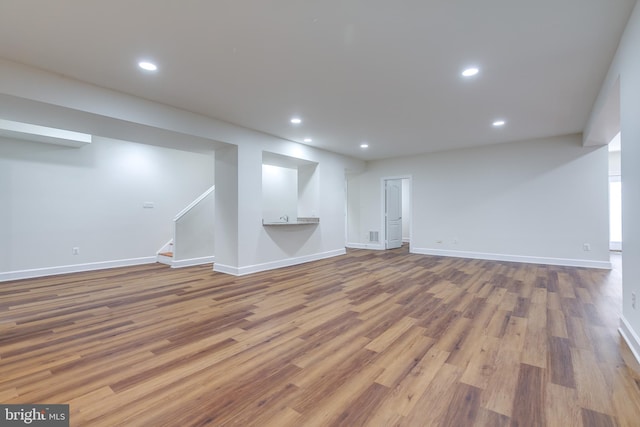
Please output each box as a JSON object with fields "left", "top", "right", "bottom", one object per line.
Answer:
{"left": 159, "top": 252, "right": 173, "bottom": 258}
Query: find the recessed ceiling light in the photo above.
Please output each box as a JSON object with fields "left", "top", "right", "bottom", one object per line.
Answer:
{"left": 138, "top": 61, "right": 158, "bottom": 71}
{"left": 462, "top": 67, "right": 479, "bottom": 77}
{"left": 290, "top": 117, "right": 302, "bottom": 124}
{"left": 360, "top": 143, "right": 369, "bottom": 148}
{"left": 493, "top": 120, "right": 506, "bottom": 127}
{"left": 303, "top": 138, "right": 312, "bottom": 143}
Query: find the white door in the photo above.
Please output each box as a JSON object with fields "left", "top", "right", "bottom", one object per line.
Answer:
{"left": 385, "top": 179, "right": 402, "bottom": 249}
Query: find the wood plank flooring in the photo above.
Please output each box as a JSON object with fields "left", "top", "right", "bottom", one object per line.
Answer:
{"left": 1, "top": 247, "right": 640, "bottom": 426}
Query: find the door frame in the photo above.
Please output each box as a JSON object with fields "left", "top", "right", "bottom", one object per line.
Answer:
{"left": 380, "top": 175, "right": 412, "bottom": 251}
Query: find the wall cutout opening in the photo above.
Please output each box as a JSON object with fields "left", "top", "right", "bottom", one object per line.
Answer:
{"left": 262, "top": 152, "right": 319, "bottom": 224}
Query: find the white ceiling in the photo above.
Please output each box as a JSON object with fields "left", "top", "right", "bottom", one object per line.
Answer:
{"left": 0, "top": 0, "right": 635, "bottom": 160}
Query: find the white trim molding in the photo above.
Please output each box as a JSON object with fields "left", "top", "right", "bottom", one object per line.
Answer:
{"left": 345, "top": 242, "right": 385, "bottom": 251}
{"left": 213, "top": 249, "right": 346, "bottom": 276}
{"left": 410, "top": 247, "right": 612, "bottom": 269}
{"left": 0, "top": 256, "right": 157, "bottom": 282}
{"left": 171, "top": 256, "right": 215, "bottom": 268}
{"left": 619, "top": 316, "right": 640, "bottom": 365}
{"left": 212, "top": 263, "right": 241, "bottom": 276}
{"left": 174, "top": 185, "right": 215, "bottom": 221}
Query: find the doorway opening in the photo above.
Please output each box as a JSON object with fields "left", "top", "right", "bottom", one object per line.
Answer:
{"left": 382, "top": 176, "right": 411, "bottom": 250}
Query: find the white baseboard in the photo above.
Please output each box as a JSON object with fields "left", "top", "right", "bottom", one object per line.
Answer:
{"left": 171, "top": 256, "right": 215, "bottom": 268}
{"left": 410, "top": 247, "right": 612, "bottom": 269}
{"left": 212, "top": 263, "right": 241, "bottom": 275}
{"left": 156, "top": 254, "right": 173, "bottom": 266}
{"left": 0, "top": 256, "right": 157, "bottom": 282}
{"left": 619, "top": 316, "right": 640, "bottom": 365}
{"left": 213, "top": 249, "right": 346, "bottom": 276}
{"left": 346, "top": 242, "right": 385, "bottom": 250}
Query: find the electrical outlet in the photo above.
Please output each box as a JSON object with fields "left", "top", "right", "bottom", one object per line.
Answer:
{"left": 72, "top": 247, "right": 80, "bottom": 255}
{"left": 583, "top": 243, "right": 591, "bottom": 251}
{"left": 633, "top": 292, "right": 636, "bottom": 309}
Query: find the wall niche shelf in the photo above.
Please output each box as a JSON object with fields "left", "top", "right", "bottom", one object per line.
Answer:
{"left": 262, "top": 217, "right": 320, "bottom": 226}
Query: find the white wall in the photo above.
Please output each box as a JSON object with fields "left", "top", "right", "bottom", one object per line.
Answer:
{"left": 298, "top": 163, "right": 319, "bottom": 218}
{"left": 174, "top": 189, "right": 215, "bottom": 261}
{"left": 214, "top": 145, "right": 240, "bottom": 270}
{"left": 262, "top": 164, "right": 298, "bottom": 223}
{"left": 587, "top": 1, "right": 640, "bottom": 359}
{"left": 609, "top": 150, "right": 621, "bottom": 176}
{"left": 0, "top": 59, "right": 364, "bottom": 278}
{"left": 346, "top": 173, "right": 363, "bottom": 245}
{"left": 235, "top": 150, "right": 355, "bottom": 274}
{"left": 402, "top": 179, "right": 410, "bottom": 242}
{"left": 348, "top": 134, "right": 610, "bottom": 268}
{"left": 0, "top": 135, "right": 214, "bottom": 277}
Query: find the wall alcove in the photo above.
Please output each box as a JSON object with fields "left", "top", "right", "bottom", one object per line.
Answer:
{"left": 261, "top": 151, "right": 319, "bottom": 226}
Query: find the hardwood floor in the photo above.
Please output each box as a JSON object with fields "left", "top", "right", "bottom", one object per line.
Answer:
{"left": 1, "top": 247, "right": 640, "bottom": 426}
